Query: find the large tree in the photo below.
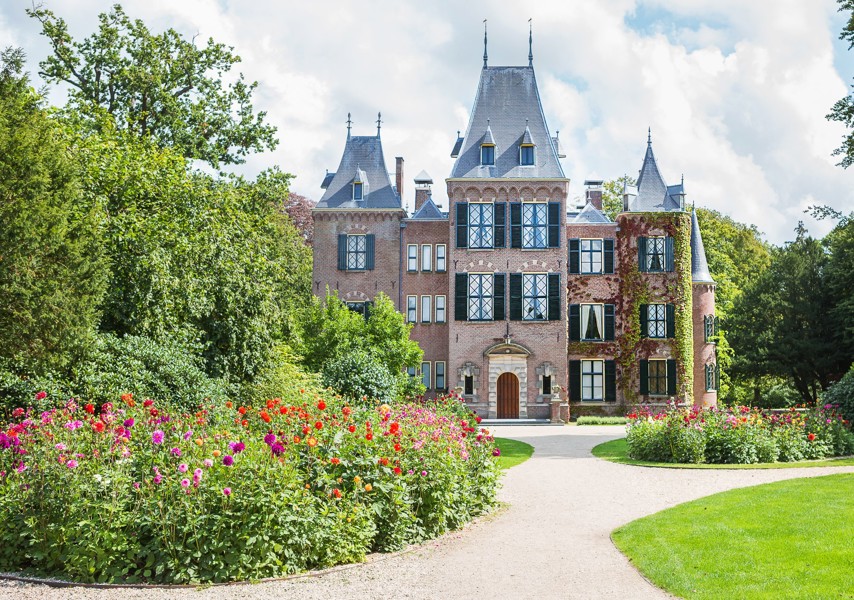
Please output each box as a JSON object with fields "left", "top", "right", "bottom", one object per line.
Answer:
{"left": 0, "top": 47, "right": 107, "bottom": 370}
{"left": 827, "top": 0, "right": 854, "bottom": 168}
{"left": 28, "top": 4, "right": 277, "bottom": 166}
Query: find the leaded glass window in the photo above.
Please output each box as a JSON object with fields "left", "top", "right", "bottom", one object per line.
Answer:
{"left": 647, "top": 236, "right": 665, "bottom": 272}
{"left": 704, "top": 315, "right": 715, "bottom": 343}
{"left": 582, "top": 360, "right": 604, "bottom": 401}
{"left": 647, "top": 304, "right": 666, "bottom": 338}
{"left": 581, "top": 239, "right": 603, "bottom": 274}
{"left": 522, "top": 202, "right": 548, "bottom": 249}
{"left": 468, "top": 273, "right": 493, "bottom": 320}
{"left": 347, "top": 235, "right": 367, "bottom": 270}
{"left": 648, "top": 360, "right": 668, "bottom": 395}
{"left": 522, "top": 274, "right": 547, "bottom": 320}
{"left": 581, "top": 304, "right": 604, "bottom": 340}
{"left": 705, "top": 363, "right": 717, "bottom": 392}
{"left": 468, "top": 203, "right": 494, "bottom": 249}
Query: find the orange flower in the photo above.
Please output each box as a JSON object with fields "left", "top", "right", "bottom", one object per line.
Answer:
{"left": 330, "top": 457, "right": 340, "bottom": 465}
{"left": 238, "top": 406, "right": 247, "bottom": 415}
{"left": 364, "top": 484, "right": 373, "bottom": 492}
{"left": 260, "top": 411, "right": 271, "bottom": 424}
{"left": 195, "top": 438, "right": 204, "bottom": 446}
{"left": 213, "top": 450, "right": 222, "bottom": 458}
{"left": 293, "top": 435, "right": 301, "bottom": 444}
{"left": 225, "top": 401, "right": 233, "bottom": 409}
{"left": 307, "top": 437, "right": 318, "bottom": 448}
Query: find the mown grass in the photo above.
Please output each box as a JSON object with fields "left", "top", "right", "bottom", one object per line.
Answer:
{"left": 574, "top": 416, "right": 628, "bottom": 425}
{"left": 592, "top": 437, "right": 854, "bottom": 469}
{"left": 494, "top": 438, "right": 534, "bottom": 470}
{"left": 612, "top": 474, "right": 854, "bottom": 599}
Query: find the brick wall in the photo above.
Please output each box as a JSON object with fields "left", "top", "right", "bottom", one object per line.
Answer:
{"left": 692, "top": 283, "right": 717, "bottom": 407}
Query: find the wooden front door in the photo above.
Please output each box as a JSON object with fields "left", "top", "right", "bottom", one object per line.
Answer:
{"left": 497, "top": 372, "right": 520, "bottom": 419}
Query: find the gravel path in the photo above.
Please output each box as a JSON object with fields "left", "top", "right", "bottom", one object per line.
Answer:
{"left": 4, "top": 425, "right": 853, "bottom": 599}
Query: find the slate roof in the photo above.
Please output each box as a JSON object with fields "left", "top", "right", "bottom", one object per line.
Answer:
{"left": 317, "top": 134, "right": 401, "bottom": 209}
{"left": 690, "top": 210, "right": 714, "bottom": 283}
{"left": 627, "top": 136, "right": 682, "bottom": 212}
{"left": 569, "top": 202, "right": 612, "bottom": 224}
{"left": 413, "top": 169, "right": 433, "bottom": 185}
{"left": 450, "top": 66, "right": 564, "bottom": 179}
{"left": 410, "top": 195, "right": 447, "bottom": 220}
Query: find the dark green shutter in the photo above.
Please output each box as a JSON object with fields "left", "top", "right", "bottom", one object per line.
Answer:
{"left": 509, "top": 273, "right": 523, "bottom": 320}
{"left": 639, "top": 360, "right": 649, "bottom": 395}
{"left": 639, "top": 304, "right": 648, "bottom": 338}
{"left": 547, "top": 273, "right": 561, "bottom": 320}
{"left": 638, "top": 237, "right": 647, "bottom": 272}
{"left": 568, "top": 239, "right": 580, "bottom": 274}
{"left": 337, "top": 234, "right": 347, "bottom": 270}
{"left": 604, "top": 239, "right": 615, "bottom": 273}
{"left": 366, "top": 234, "right": 375, "bottom": 270}
{"left": 364, "top": 301, "right": 374, "bottom": 321}
{"left": 715, "top": 364, "right": 721, "bottom": 391}
{"left": 714, "top": 316, "right": 720, "bottom": 336}
{"left": 666, "top": 359, "right": 677, "bottom": 395}
{"left": 604, "top": 304, "right": 615, "bottom": 341}
{"left": 455, "top": 273, "right": 468, "bottom": 321}
{"left": 569, "top": 304, "right": 580, "bottom": 341}
{"left": 605, "top": 361, "right": 616, "bottom": 402}
{"left": 569, "top": 360, "right": 581, "bottom": 402}
{"left": 510, "top": 203, "right": 522, "bottom": 248}
{"left": 665, "top": 304, "right": 675, "bottom": 338}
{"left": 456, "top": 202, "right": 468, "bottom": 248}
{"left": 494, "top": 203, "right": 506, "bottom": 248}
{"left": 548, "top": 202, "right": 561, "bottom": 248}
{"left": 665, "top": 236, "right": 675, "bottom": 272}
{"left": 493, "top": 273, "right": 505, "bottom": 321}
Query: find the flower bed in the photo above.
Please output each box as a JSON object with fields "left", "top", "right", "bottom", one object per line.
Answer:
{"left": 626, "top": 404, "right": 854, "bottom": 464}
{"left": 0, "top": 392, "right": 499, "bottom": 584}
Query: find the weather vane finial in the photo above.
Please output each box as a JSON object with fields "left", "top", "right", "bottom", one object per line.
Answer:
{"left": 528, "top": 18, "right": 533, "bottom": 67}
{"left": 376, "top": 112, "right": 382, "bottom": 137}
{"left": 483, "top": 19, "right": 488, "bottom": 68}
{"left": 346, "top": 112, "right": 352, "bottom": 139}
{"left": 647, "top": 126, "right": 652, "bottom": 144}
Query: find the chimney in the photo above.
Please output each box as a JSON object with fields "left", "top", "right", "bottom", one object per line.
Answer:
{"left": 413, "top": 170, "right": 433, "bottom": 213}
{"left": 584, "top": 179, "right": 603, "bottom": 210}
{"left": 395, "top": 157, "right": 404, "bottom": 203}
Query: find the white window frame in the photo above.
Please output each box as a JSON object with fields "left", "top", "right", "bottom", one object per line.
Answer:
{"left": 421, "top": 361, "right": 431, "bottom": 389}
{"left": 648, "top": 359, "right": 668, "bottom": 396}
{"left": 580, "top": 239, "right": 603, "bottom": 274}
{"left": 421, "top": 295, "right": 432, "bottom": 324}
{"left": 581, "top": 303, "right": 604, "bottom": 341}
{"left": 522, "top": 201, "right": 548, "bottom": 249}
{"left": 582, "top": 360, "right": 604, "bottom": 401}
{"left": 435, "top": 362, "right": 446, "bottom": 391}
{"left": 435, "top": 295, "right": 446, "bottom": 323}
{"left": 436, "top": 244, "right": 447, "bottom": 272}
{"left": 647, "top": 304, "right": 666, "bottom": 338}
{"left": 407, "top": 244, "right": 418, "bottom": 272}
{"left": 421, "top": 244, "right": 432, "bottom": 272}
{"left": 406, "top": 295, "right": 417, "bottom": 323}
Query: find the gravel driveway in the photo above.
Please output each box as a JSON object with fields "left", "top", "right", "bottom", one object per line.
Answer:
{"left": 4, "top": 424, "right": 853, "bottom": 599}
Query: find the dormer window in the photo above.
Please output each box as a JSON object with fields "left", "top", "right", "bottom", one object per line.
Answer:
{"left": 353, "top": 181, "right": 363, "bottom": 201}
{"left": 520, "top": 144, "right": 535, "bottom": 166}
{"left": 481, "top": 144, "right": 495, "bottom": 166}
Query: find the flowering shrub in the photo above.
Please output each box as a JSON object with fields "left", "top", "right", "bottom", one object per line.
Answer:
{"left": 0, "top": 390, "right": 499, "bottom": 583}
{"left": 626, "top": 404, "right": 854, "bottom": 464}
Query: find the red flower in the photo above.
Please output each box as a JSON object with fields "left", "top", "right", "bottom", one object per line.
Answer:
{"left": 394, "top": 443, "right": 401, "bottom": 452}
{"left": 332, "top": 488, "right": 342, "bottom": 499}
{"left": 808, "top": 433, "right": 816, "bottom": 442}
{"left": 317, "top": 400, "right": 327, "bottom": 411}
{"left": 84, "top": 403, "right": 95, "bottom": 414}
{"left": 366, "top": 432, "right": 374, "bottom": 441}
{"left": 266, "top": 399, "right": 275, "bottom": 409}
{"left": 150, "top": 408, "right": 158, "bottom": 416}
{"left": 35, "top": 391, "right": 47, "bottom": 401}
{"left": 388, "top": 422, "right": 400, "bottom": 435}
{"left": 12, "top": 408, "right": 25, "bottom": 418}
{"left": 393, "top": 466, "right": 402, "bottom": 475}
{"left": 93, "top": 421, "right": 105, "bottom": 433}
{"left": 302, "top": 426, "right": 311, "bottom": 435}
{"left": 330, "top": 457, "right": 340, "bottom": 465}
{"left": 238, "top": 406, "right": 247, "bottom": 415}
{"left": 314, "top": 421, "right": 323, "bottom": 430}
{"left": 260, "top": 411, "right": 271, "bottom": 424}
{"left": 225, "top": 401, "right": 233, "bottom": 409}
{"left": 348, "top": 425, "right": 356, "bottom": 433}
{"left": 342, "top": 406, "right": 352, "bottom": 417}
{"left": 379, "top": 457, "right": 389, "bottom": 466}
{"left": 143, "top": 399, "right": 154, "bottom": 407}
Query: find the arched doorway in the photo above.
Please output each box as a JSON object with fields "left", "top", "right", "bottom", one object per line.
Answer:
{"left": 497, "top": 372, "right": 520, "bottom": 419}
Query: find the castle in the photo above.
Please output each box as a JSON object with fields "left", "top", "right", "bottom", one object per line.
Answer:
{"left": 311, "top": 35, "right": 717, "bottom": 420}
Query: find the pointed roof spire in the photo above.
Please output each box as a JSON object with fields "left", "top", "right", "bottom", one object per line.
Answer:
{"left": 482, "top": 119, "right": 495, "bottom": 145}
{"left": 691, "top": 209, "right": 714, "bottom": 284}
{"left": 528, "top": 18, "right": 533, "bottom": 67}
{"left": 647, "top": 126, "right": 652, "bottom": 145}
{"left": 483, "top": 19, "right": 488, "bottom": 68}
{"left": 346, "top": 112, "right": 352, "bottom": 139}
{"left": 376, "top": 112, "right": 382, "bottom": 137}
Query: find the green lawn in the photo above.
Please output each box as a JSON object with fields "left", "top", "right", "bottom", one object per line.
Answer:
{"left": 612, "top": 474, "right": 854, "bottom": 599}
{"left": 592, "top": 437, "right": 854, "bottom": 469}
{"left": 494, "top": 437, "right": 534, "bottom": 470}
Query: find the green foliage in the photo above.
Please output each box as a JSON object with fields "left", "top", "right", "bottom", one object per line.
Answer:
{"left": 0, "top": 48, "right": 107, "bottom": 371}
{"left": 575, "top": 416, "right": 629, "bottom": 425}
{"left": 823, "top": 215, "right": 854, "bottom": 363}
{"left": 823, "top": 365, "right": 854, "bottom": 425}
{"left": 601, "top": 176, "right": 635, "bottom": 220}
{"left": 0, "top": 392, "right": 499, "bottom": 583}
{"left": 321, "top": 351, "right": 397, "bottom": 406}
{"left": 827, "top": 0, "right": 854, "bottom": 168}
{"left": 28, "top": 5, "right": 277, "bottom": 166}
{"left": 0, "top": 359, "right": 73, "bottom": 416}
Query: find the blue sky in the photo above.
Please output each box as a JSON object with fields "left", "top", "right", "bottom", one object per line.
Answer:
{"left": 1, "top": 0, "right": 852, "bottom": 244}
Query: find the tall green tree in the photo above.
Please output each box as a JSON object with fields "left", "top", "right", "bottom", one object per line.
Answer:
{"left": 827, "top": 0, "right": 854, "bottom": 168}
{"left": 601, "top": 176, "right": 635, "bottom": 220}
{"left": 0, "top": 47, "right": 107, "bottom": 371}
{"left": 813, "top": 207, "right": 854, "bottom": 369}
{"left": 28, "top": 4, "right": 277, "bottom": 166}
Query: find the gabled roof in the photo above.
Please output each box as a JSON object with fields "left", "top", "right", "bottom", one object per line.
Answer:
{"left": 570, "top": 202, "right": 612, "bottom": 224}
{"left": 410, "top": 196, "right": 447, "bottom": 220}
{"left": 627, "top": 135, "right": 682, "bottom": 212}
{"left": 320, "top": 171, "right": 335, "bottom": 189}
{"left": 450, "top": 66, "right": 564, "bottom": 179}
{"left": 317, "top": 134, "right": 401, "bottom": 209}
{"left": 691, "top": 210, "right": 714, "bottom": 284}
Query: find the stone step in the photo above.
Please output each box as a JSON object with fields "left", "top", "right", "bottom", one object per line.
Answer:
{"left": 481, "top": 418, "right": 558, "bottom": 426}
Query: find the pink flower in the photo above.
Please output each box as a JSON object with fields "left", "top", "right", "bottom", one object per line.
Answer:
{"left": 170, "top": 447, "right": 182, "bottom": 457}
{"left": 133, "top": 482, "right": 141, "bottom": 490}
{"left": 222, "top": 455, "right": 234, "bottom": 466}
{"left": 180, "top": 478, "right": 190, "bottom": 488}
{"left": 178, "top": 463, "right": 188, "bottom": 473}
{"left": 55, "top": 443, "right": 66, "bottom": 451}
{"left": 35, "top": 391, "right": 47, "bottom": 401}
{"left": 203, "top": 459, "right": 213, "bottom": 468}
{"left": 153, "top": 474, "right": 163, "bottom": 484}
{"left": 193, "top": 468, "right": 203, "bottom": 479}
{"left": 151, "top": 430, "right": 165, "bottom": 444}
{"left": 66, "top": 460, "right": 78, "bottom": 469}
{"left": 222, "top": 487, "right": 231, "bottom": 496}
{"left": 64, "top": 420, "right": 83, "bottom": 431}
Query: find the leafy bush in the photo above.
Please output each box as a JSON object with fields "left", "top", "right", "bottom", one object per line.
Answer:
{"left": 0, "top": 390, "right": 499, "bottom": 583}
{"left": 575, "top": 416, "right": 628, "bottom": 425}
{"left": 823, "top": 366, "right": 854, "bottom": 425}
{"left": 0, "top": 359, "right": 74, "bottom": 415}
{"left": 321, "top": 351, "right": 397, "bottom": 407}
{"left": 626, "top": 404, "right": 853, "bottom": 464}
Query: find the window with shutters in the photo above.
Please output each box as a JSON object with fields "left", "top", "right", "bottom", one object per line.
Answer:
{"left": 435, "top": 295, "right": 446, "bottom": 323}
{"left": 421, "top": 244, "right": 432, "bottom": 271}
{"left": 648, "top": 360, "right": 668, "bottom": 395}
{"left": 421, "top": 362, "right": 431, "bottom": 389}
{"left": 435, "top": 362, "right": 446, "bottom": 391}
{"left": 407, "top": 244, "right": 417, "bottom": 272}
{"left": 347, "top": 234, "right": 367, "bottom": 270}
{"left": 481, "top": 144, "right": 495, "bottom": 166}
{"left": 706, "top": 363, "right": 718, "bottom": 392}
{"left": 522, "top": 202, "right": 548, "bottom": 249}
{"left": 468, "top": 273, "right": 494, "bottom": 320}
{"left": 522, "top": 274, "right": 548, "bottom": 320}
{"left": 646, "top": 236, "right": 666, "bottom": 272}
{"left": 647, "top": 304, "right": 667, "bottom": 338}
{"left": 468, "top": 203, "right": 494, "bottom": 248}
{"left": 421, "top": 295, "right": 431, "bottom": 323}
{"left": 581, "top": 304, "right": 604, "bottom": 340}
{"left": 346, "top": 302, "right": 370, "bottom": 319}
{"left": 581, "top": 239, "right": 603, "bottom": 273}
{"left": 436, "top": 244, "right": 447, "bottom": 272}
{"left": 582, "top": 360, "right": 604, "bottom": 401}
{"left": 406, "top": 296, "right": 417, "bottom": 323}
{"left": 520, "top": 144, "right": 535, "bottom": 166}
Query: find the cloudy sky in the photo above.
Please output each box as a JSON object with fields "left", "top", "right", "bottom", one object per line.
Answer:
{"left": 2, "top": 0, "right": 852, "bottom": 244}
